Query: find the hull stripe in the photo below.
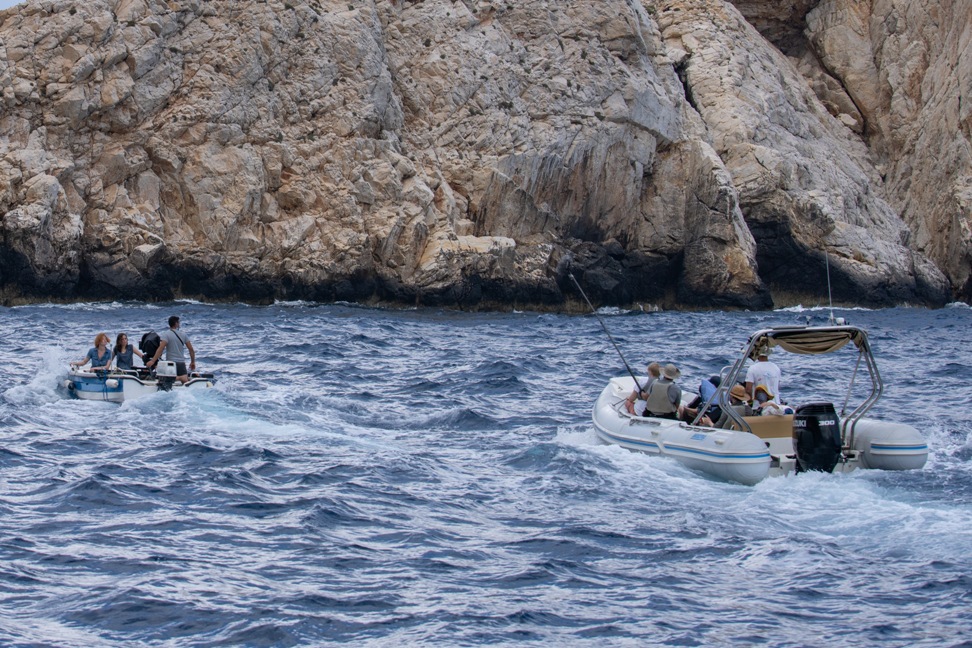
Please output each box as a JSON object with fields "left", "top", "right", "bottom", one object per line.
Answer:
{"left": 595, "top": 427, "right": 770, "bottom": 461}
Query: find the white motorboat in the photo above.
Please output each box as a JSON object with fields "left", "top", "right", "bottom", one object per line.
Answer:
{"left": 65, "top": 360, "right": 217, "bottom": 403}
{"left": 592, "top": 325, "right": 928, "bottom": 485}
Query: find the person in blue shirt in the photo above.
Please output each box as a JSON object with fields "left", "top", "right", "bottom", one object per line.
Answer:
{"left": 113, "top": 333, "right": 144, "bottom": 371}
{"left": 681, "top": 375, "right": 722, "bottom": 425}
{"left": 71, "top": 333, "right": 113, "bottom": 371}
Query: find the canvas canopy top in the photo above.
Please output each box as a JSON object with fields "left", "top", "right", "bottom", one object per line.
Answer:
{"left": 746, "top": 325, "right": 869, "bottom": 361}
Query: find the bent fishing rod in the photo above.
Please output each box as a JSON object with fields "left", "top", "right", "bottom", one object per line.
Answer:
{"left": 568, "top": 272, "right": 643, "bottom": 394}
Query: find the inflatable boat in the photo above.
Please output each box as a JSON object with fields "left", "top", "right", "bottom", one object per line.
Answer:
{"left": 592, "top": 325, "right": 928, "bottom": 485}
{"left": 65, "top": 361, "right": 217, "bottom": 403}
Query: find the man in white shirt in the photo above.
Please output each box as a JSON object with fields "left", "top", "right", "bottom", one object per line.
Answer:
{"left": 745, "top": 348, "right": 781, "bottom": 403}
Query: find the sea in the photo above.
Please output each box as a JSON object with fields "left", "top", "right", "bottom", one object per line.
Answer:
{"left": 1, "top": 301, "right": 970, "bottom": 647}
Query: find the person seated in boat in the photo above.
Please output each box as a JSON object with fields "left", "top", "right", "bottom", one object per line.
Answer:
{"left": 715, "top": 383, "right": 754, "bottom": 428}
{"left": 680, "top": 375, "right": 722, "bottom": 425}
{"left": 752, "top": 385, "right": 793, "bottom": 416}
{"left": 625, "top": 362, "right": 661, "bottom": 415}
{"left": 643, "top": 363, "right": 682, "bottom": 419}
{"left": 745, "top": 346, "right": 782, "bottom": 403}
{"left": 70, "top": 333, "right": 113, "bottom": 372}
{"left": 680, "top": 407, "right": 713, "bottom": 426}
{"left": 112, "top": 333, "right": 144, "bottom": 372}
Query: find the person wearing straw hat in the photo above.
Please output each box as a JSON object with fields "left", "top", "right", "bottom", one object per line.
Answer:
{"left": 715, "top": 383, "right": 754, "bottom": 429}
{"left": 753, "top": 384, "right": 790, "bottom": 416}
{"left": 643, "top": 363, "right": 682, "bottom": 419}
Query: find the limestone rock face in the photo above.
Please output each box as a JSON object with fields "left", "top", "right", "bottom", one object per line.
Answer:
{"left": 801, "top": 0, "right": 972, "bottom": 300}
{"left": 663, "top": 0, "right": 950, "bottom": 304}
{"left": 0, "top": 0, "right": 962, "bottom": 308}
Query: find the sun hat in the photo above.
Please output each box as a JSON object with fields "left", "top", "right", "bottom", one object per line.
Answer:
{"left": 754, "top": 384, "right": 774, "bottom": 401}
{"left": 729, "top": 384, "right": 748, "bottom": 401}
{"left": 662, "top": 363, "right": 680, "bottom": 380}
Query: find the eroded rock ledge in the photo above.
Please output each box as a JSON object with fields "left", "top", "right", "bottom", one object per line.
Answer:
{"left": 0, "top": 0, "right": 966, "bottom": 310}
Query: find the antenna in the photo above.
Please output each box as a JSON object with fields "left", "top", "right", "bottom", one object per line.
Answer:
{"left": 826, "top": 249, "right": 834, "bottom": 324}
{"left": 825, "top": 250, "right": 845, "bottom": 325}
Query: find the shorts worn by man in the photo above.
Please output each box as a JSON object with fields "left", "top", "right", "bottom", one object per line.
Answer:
{"left": 147, "top": 315, "right": 197, "bottom": 384}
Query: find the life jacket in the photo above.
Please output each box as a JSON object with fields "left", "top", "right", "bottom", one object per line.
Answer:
{"left": 645, "top": 379, "right": 677, "bottom": 415}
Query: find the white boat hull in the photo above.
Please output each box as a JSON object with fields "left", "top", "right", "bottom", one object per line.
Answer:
{"left": 593, "top": 377, "right": 773, "bottom": 485}
{"left": 66, "top": 368, "right": 216, "bottom": 403}
{"left": 593, "top": 376, "right": 927, "bottom": 485}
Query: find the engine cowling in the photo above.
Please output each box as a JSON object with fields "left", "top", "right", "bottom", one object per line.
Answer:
{"left": 793, "top": 402, "right": 843, "bottom": 473}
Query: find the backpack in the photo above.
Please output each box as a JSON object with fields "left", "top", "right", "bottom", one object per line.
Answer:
{"left": 140, "top": 331, "right": 160, "bottom": 366}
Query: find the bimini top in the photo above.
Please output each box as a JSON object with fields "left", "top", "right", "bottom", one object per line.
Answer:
{"left": 746, "top": 325, "right": 870, "bottom": 361}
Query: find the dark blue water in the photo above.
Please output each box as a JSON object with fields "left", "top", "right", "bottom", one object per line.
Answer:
{"left": 1, "top": 302, "right": 970, "bottom": 646}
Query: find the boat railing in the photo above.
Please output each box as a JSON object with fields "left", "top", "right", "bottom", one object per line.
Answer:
{"left": 689, "top": 364, "right": 737, "bottom": 428}
{"left": 840, "top": 336, "right": 883, "bottom": 449}
{"left": 114, "top": 367, "right": 215, "bottom": 380}
{"left": 705, "top": 326, "right": 887, "bottom": 445}
{"left": 612, "top": 400, "right": 679, "bottom": 427}
{"left": 714, "top": 353, "right": 755, "bottom": 434}
{"left": 71, "top": 367, "right": 147, "bottom": 376}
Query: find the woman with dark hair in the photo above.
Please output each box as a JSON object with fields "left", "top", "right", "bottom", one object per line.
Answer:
{"left": 113, "top": 333, "right": 144, "bottom": 371}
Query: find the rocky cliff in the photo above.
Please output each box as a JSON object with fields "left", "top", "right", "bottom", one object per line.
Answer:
{"left": 0, "top": 0, "right": 967, "bottom": 309}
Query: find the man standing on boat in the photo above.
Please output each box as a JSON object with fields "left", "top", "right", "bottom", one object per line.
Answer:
{"left": 145, "top": 315, "right": 197, "bottom": 384}
{"left": 745, "top": 347, "right": 781, "bottom": 403}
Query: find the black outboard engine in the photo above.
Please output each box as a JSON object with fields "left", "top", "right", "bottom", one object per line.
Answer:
{"left": 793, "top": 403, "right": 843, "bottom": 473}
{"left": 140, "top": 332, "right": 160, "bottom": 367}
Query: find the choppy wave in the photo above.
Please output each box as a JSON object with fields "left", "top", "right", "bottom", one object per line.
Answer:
{"left": 1, "top": 303, "right": 970, "bottom": 646}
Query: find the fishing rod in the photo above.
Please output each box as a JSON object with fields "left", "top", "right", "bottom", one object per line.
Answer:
{"left": 568, "top": 272, "right": 643, "bottom": 393}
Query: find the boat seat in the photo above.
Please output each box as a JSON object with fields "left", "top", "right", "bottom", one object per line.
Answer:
{"left": 731, "top": 415, "right": 795, "bottom": 439}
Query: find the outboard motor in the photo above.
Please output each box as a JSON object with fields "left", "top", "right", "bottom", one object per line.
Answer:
{"left": 793, "top": 403, "right": 843, "bottom": 473}
{"left": 155, "top": 361, "right": 177, "bottom": 391}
